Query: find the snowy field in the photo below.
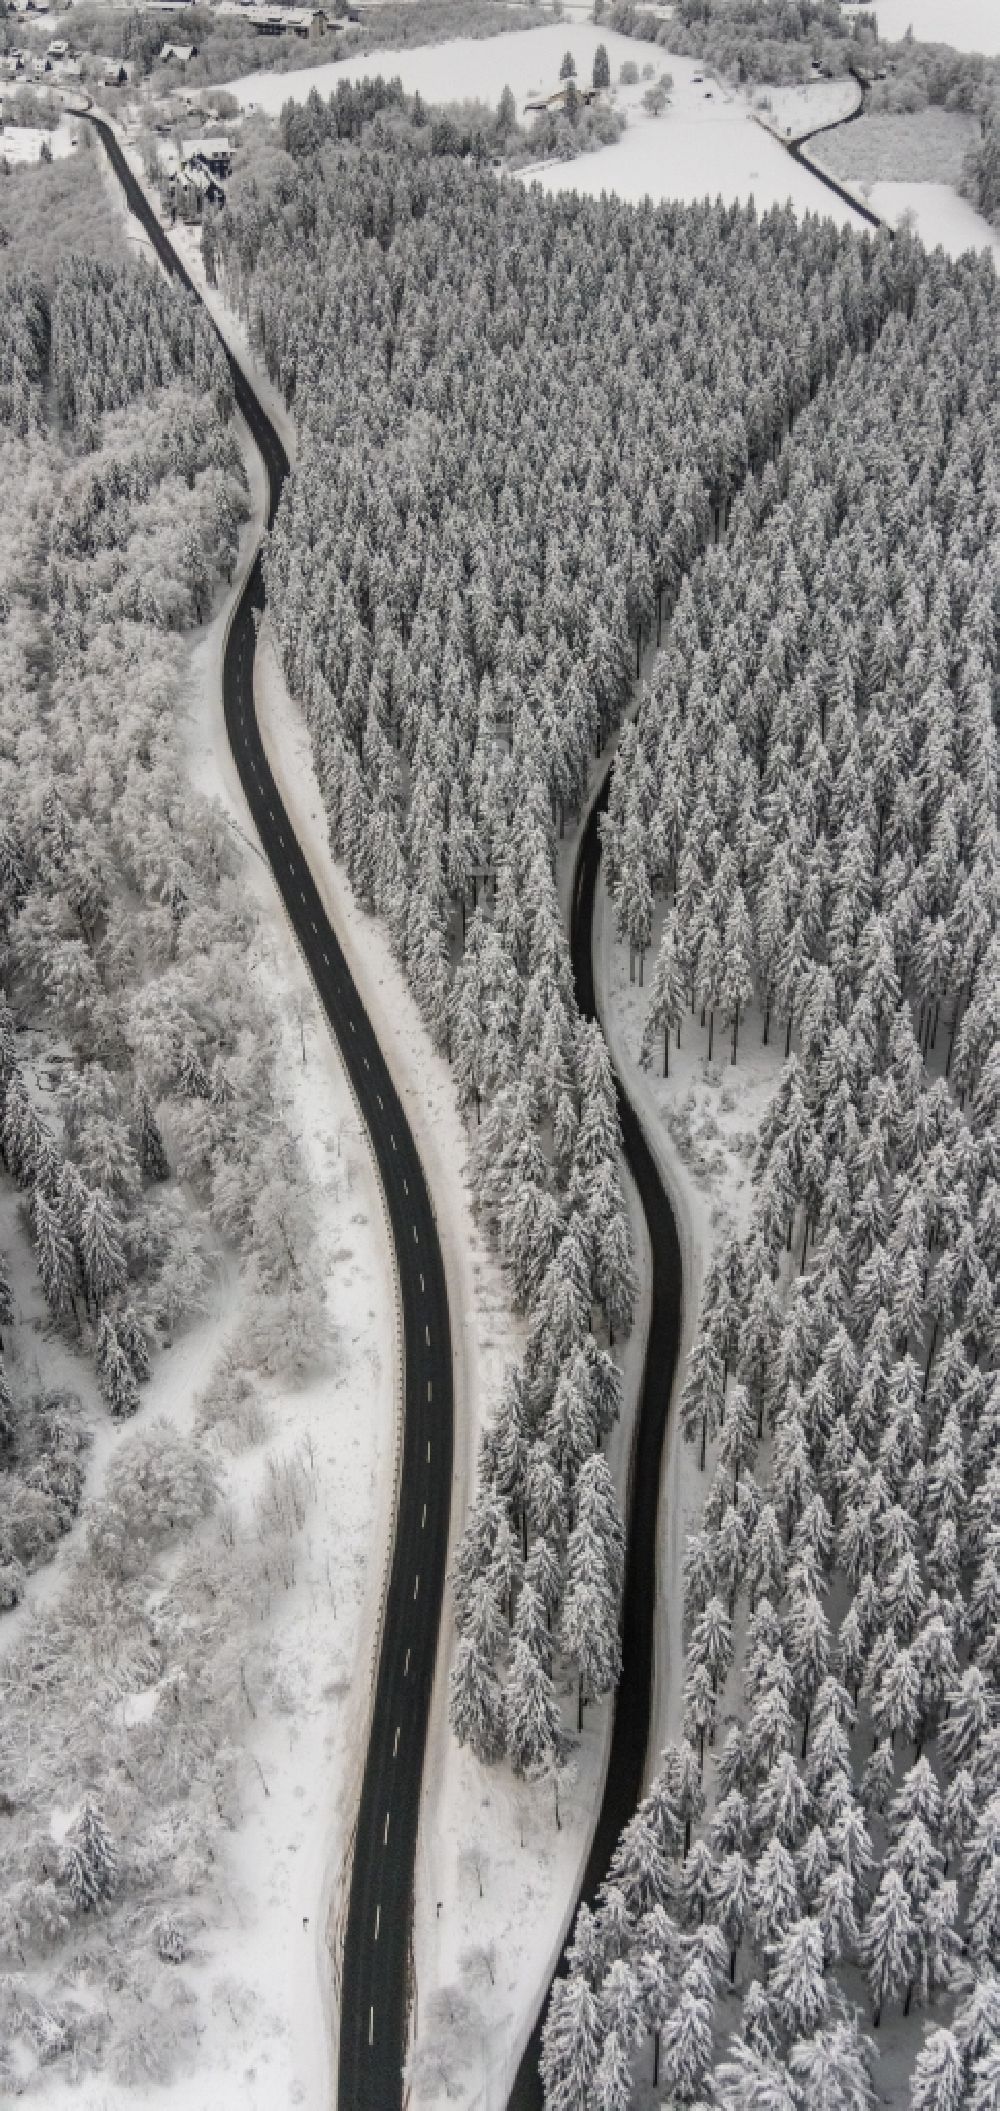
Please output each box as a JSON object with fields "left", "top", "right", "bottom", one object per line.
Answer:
{"left": 865, "top": 0, "right": 1000, "bottom": 52}
{"left": 810, "top": 104, "right": 979, "bottom": 184}
{"left": 0, "top": 118, "right": 76, "bottom": 164}
{"left": 225, "top": 26, "right": 870, "bottom": 227}
{"left": 528, "top": 96, "right": 862, "bottom": 224}
{"left": 869, "top": 176, "right": 1000, "bottom": 261}
{"left": 752, "top": 76, "right": 859, "bottom": 142}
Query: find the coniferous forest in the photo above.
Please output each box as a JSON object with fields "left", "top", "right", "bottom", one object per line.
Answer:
{"left": 212, "top": 120, "right": 1000, "bottom": 2106}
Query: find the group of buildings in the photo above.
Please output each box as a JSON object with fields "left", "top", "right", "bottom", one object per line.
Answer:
{"left": 149, "top": 0, "right": 339, "bottom": 41}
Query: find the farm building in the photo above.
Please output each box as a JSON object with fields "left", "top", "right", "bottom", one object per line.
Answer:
{"left": 523, "top": 81, "right": 604, "bottom": 114}
{"left": 180, "top": 134, "right": 232, "bottom": 176}
{"left": 175, "top": 159, "right": 226, "bottom": 219}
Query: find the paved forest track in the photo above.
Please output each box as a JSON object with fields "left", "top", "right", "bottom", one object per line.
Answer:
{"left": 88, "top": 113, "right": 454, "bottom": 2111}
{"left": 508, "top": 773, "right": 685, "bottom": 2109}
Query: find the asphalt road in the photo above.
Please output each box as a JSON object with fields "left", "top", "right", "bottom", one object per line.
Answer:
{"left": 785, "top": 78, "right": 888, "bottom": 233}
{"left": 89, "top": 117, "right": 455, "bottom": 2111}
{"left": 508, "top": 773, "right": 685, "bottom": 2109}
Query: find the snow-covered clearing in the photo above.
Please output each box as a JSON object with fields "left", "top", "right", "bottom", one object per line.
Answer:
{"left": 0, "top": 118, "right": 75, "bottom": 164}
{"left": 528, "top": 97, "right": 862, "bottom": 224}
{"left": 804, "top": 101, "right": 1000, "bottom": 263}
{"left": 752, "top": 76, "right": 859, "bottom": 142}
{"left": 223, "top": 27, "right": 869, "bottom": 226}
{"left": 868, "top": 177, "right": 1000, "bottom": 261}
{"left": 865, "top": 0, "right": 1000, "bottom": 53}
{"left": 224, "top": 23, "right": 644, "bottom": 111}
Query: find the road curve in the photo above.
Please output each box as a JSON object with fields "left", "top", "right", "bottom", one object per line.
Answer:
{"left": 509, "top": 772, "right": 685, "bottom": 2109}
{"left": 785, "top": 78, "right": 888, "bottom": 233}
{"left": 88, "top": 115, "right": 454, "bottom": 2111}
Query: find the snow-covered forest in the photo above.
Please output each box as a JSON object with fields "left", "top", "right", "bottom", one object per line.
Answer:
{"left": 216, "top": 136, "right": 918, "bottom": 1774}
{"left": 0, "top": 245, "right": 332, "bottom": 1552}
{"left": 208, "top": 115, "right": 1000, "bottom": 2104}
{"left": 545, "top": 249, "right": 1000, "bottom": 2108}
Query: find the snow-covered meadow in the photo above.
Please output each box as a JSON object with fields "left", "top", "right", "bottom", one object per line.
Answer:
{"left": 223, "top": 26, "right": 870, "bottom": 226}
{"left": 869, "top": 177, "right": 1000, "bottom": 262}
{"left": 752, "top": 77, "right": 860, "bottom": 143}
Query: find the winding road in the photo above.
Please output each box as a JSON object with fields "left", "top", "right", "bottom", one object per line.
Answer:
{"left": 509, "top": 774, "right": 685, "bottom": 2110}
{"left": 88, "top": 115, "right": 454, "bottom": 2111}
{"left": 89, "top": 73, "right": 883, "bottom": 2111}
{"left": 785, "top": 76, "right": 887, "bottom": 233}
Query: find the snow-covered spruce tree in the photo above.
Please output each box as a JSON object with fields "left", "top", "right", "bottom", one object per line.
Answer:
{"left": 60, "top": 1795, "right": 117, "bottom": 1913}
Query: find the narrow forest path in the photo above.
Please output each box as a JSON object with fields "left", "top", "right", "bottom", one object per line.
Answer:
{"left": 86, "top": 113, "right": 456, "bottom": 2111}
{"left": 507, "top": 774, "right": 686, "bottom": 2110}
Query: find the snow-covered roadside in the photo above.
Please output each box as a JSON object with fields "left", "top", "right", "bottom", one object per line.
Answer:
{"left": 169, "top": 435, "right": 396, "bottom": 2111}
{"left": 0, "top": 200, "right": 394, "bottom": 2111}
{"left": 90, "top": 127, "right": 604, "bottom": 2107}
{"left": 255, "top": 625, "right": 632, "bottom": 2111}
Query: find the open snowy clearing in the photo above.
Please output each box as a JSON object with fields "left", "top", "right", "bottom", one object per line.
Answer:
{"left": 869, "top": 177, "right": 1000, "bottom": 261}
{"left": 864, "top": 0, "right": 1000, "bottom": 53}
{"left": 223, "top": 24, "right": 688, "bottom": 114}
{"left": 225, "top": 26, "right": 869, "bottom": 227}
{"left": 752, "top": 76, "right": 859, "bottom": 142}
{"left": 224, "top": 24, "right": 648, "bottom": 111}
{"left": 528, "top": 101, "right": 863, "bottom": 225}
